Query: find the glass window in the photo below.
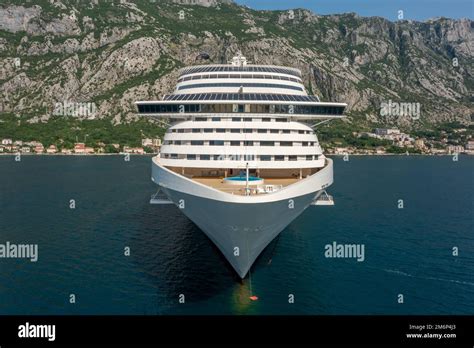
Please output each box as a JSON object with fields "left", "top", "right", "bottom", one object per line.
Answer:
{"left": 204, "top": 128, "right": 213, "bottom": 133}
{"left": 230, "top": 141, "right": 240, "bottom": 146}
{"left": 216, "top": 128, "right": 226, "bottom": 133}
{"left": 192, "top": 128, "right": 201, "bottom": 133}
{"left": 209, "top": 141, "right": 224, "bottom": 146}
{"left": 282, "top": 130, "right": 290, "bottom": 134}
{"left": 275, "top": 155, "right": 284, "bottom": 161}
{"left": 212, "top": 117, "right": 221, "bottom": 121}
{"left": 257, "top": 129, "right": 267, "bottom": 133}
{"left": 302, "top": 142, "right": 308, "bottom": 146}
{"left": 280, "top": 141, "right": 292, "bottom": 146}
{"left": 230, "top": 129, "right": 240, "bottom": 133}
{"left": 243, "top": 117, "right": 252, "bottom": 122}
{"left": 232, "top": 117, "right": 241, "bottom": 122}
{"left": 270, "top": 129, "right": 279, "bottom": 134}
{"left": 243, "top": 129, "right": 253, "bottom": 133}
{"left": 306, "top": 155, "right": 313, "bottom": 161}
{"left": 244, "top": 141, "right": 253, "bottom": 146}
{"left": 200, "top": 155, "right": 210, "bottom": 160}
{"left": 260, "top": 141, "right": 274, "bottom": 146}
{"left": 288, "top": 155, "right": 297, "bottom": 161}
{"left": 191, "top": 141, "right": 204, "bottom": 145}
{"left": 262, "top": 118, "right": 271, "bottom": 122}
{"left": 260, "top": 155, "right": 272, "bottom": 161}
{"left": 195, "top": 117, "right": 207, "bottom": 121}
{"left": 187, "top": 154, "right": 196, "bottom": 160}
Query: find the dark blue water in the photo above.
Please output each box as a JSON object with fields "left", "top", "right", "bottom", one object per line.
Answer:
{"left": 0, "top": 156, "right": 472, "bottom": 315}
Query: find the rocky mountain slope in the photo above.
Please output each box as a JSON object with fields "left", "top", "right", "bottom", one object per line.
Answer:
{"left": 0, "top": 0, "right": 472, "bottom": 130}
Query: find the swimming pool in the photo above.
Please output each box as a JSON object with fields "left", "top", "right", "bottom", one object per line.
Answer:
{"left": 223, "top": 176, "right": 264, "bottom": 185}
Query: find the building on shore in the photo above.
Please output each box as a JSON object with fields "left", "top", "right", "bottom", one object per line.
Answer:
{"left": 414, "top": 139, "right": 426, "bottom": 150}
{"left": 123, "top": 146, "right": 145, "bottom": 154}
{"left": 375, "top": 128, "right": 400, "bottom": 136}
{"left": 466, "top": 140, "right": 474, "bottom": 152}
{"left": 46, "top": 145, "right": 58, "bottom": 154}
{"left": 34, "top": 144, "right": 44, "bottom": 153}
{"left": 1, "top": 139, "right": 13, "bottom": 145}
{"left": 447, "top": 145, "right": 465, "bottom": 154}
{"left": 74, "top": 143, "right": 86, "bottom": 153}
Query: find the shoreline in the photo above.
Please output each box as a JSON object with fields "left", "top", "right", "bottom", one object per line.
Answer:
{"left": 0, "top": 153, "right": 471, "bottom": 157}
{"left": 0, "top": 153, "right": 155, "bottom": 156}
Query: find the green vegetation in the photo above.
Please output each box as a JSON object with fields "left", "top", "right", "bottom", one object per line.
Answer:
{"left": 0, "top": 113, "right": 165, "bottom": 150}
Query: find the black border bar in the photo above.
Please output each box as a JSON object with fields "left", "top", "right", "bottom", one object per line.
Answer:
{"left": 0, "top": 315, "right": 473, "bottom": 345}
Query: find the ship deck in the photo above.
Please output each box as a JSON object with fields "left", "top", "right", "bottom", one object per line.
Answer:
{"left": 191, "top": 177, "right": 301, "bottom": 196}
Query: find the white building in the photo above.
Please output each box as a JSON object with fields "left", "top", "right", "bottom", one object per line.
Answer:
{"left": 375, "top": 128, "right": 400, "bottom": 136}
{"left": 466, "top": 140, "right": 474, "bottom": 151}
{"left": 1, "top": 139, "right": 13, "bottom": 145}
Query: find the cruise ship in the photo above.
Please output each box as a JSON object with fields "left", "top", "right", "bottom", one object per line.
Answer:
{"left": 136, "top": 54, "right": 346, "bottom": 278}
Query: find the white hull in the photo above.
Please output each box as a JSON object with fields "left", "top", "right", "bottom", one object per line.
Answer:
{"left": 151, "top": 157, "right": 333, "bottom": 278}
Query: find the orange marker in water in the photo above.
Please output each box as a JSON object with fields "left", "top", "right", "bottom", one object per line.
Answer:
{"left": 249, "top": 295, "right": 259, "bottom": 301}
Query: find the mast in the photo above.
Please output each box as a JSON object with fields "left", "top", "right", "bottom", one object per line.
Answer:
{"left": 246, "top": 162, "right": 249, "bottom": 195}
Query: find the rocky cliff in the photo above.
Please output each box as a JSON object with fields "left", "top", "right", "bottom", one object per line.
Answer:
{"left": 0, "top": 0, "right": 472, "bottom": 128}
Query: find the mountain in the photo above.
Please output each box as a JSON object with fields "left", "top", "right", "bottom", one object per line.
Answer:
{"left": 0, "top": 0, "right": 472, "bottom": 140}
